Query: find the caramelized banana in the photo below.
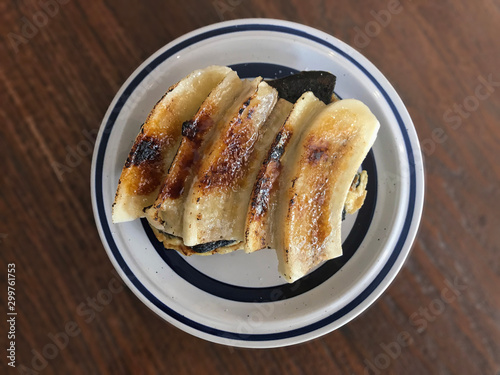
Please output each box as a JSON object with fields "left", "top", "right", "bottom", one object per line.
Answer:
{"left": 112, "top": 66, "right": 231, "bottom": 223}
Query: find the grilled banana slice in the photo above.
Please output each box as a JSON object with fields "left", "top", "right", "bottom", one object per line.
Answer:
{"left": 151, "top": 98, "right": 293, "bottom": 255}
{"left": 275, "top": 99, "right": 380, "bottom": 283}
{"left": 112, "top": 66, "right": 231, "bottom": 223}
{"left": 245, "top": 92, "right": 325, "bottom": 253}
{"left": 112, "top": 66, "right": 381, "bottom": 283}
{"left": 146, "top": 70, "right": 249, "bottom": 234}
{"left": 183, "top": 80, "right": 279, "bottom": 246}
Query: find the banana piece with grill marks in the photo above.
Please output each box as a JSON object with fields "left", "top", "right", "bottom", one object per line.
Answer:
{"left": 183, "top": 79, "right": 279, "bottom": 247}
{"left": 113, "top": 67, "right": 380, "bottom": 283}
{"left": 274, "top": 99, "right": 379, "bottom": 283}
{"left": 112, "top": 66, "right": 231, "bottom": 223}
{"left": 146, "top": 70, "right": 248, "bottom": 235}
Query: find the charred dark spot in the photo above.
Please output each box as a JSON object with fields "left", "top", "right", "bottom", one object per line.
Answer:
{"left": 239, "top": 98, "right": 251, "bottom": 115}
{"left": 306, "top": 141, "right": 330, "bottom": 164}
{"left": 266, "top": 71, "right": 337, "bottom": 104}
{"left": 270, "top": 143, "right": 284, "bottom": 161}
{"left": 191, "top": 240, "right": 235, "bottom": 253}
{"left": 267, "top": 126, "right": 293, "bottom": 163}
{"left": 311, "top": 150, "right": 324, "bottom": 161}
{"left": 166, "top": 84, "right": 177, "bottom": 93}
{"left": 122, "top": 135, "right": 165, "bottom": 195}
{"left": 182, "top": 120, "right": 197, "bottom": 139}
{"left": 248, "top": 127, "right": 294, "bottom": 219}
{"left": 247, "top": 108, "right": 255, "bottom": 119}
{"left": 181, "top": 115, "right": 214, "bottom": 141}
{"left": 125, "top": 136, "right": 162, "bottom": 167}
{"left": 158, "top": 115, "right": 215, "bottom": 200}
{"left": 196, "top": 213, "right": 202, "bottom": 220}
{"left": 250, "top": 161, "right": 281, "bottom": 217}
{"left": 269, "top": 132, "right": 286, "bottom": 160}
{"left": 202, "top": 174, "right": 211, "bottom": 187}
{"left": 252, "top": 177, "right": 269, "bottom": 208}
{"left": 196, "top": 197, "right": 200, "bottom": 203}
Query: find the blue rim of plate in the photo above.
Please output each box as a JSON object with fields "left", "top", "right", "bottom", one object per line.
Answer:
{"left": 94, "top": 22, "right": 417, "bottom": 341}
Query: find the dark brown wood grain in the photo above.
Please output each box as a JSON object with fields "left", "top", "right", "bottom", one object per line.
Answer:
{"left": 1, "top": 0, "right": 499, "bottom": 374}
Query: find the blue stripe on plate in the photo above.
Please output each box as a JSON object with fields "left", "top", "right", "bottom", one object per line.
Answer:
{"left": 95, "top": 23, "right": 417, "bottom": 341}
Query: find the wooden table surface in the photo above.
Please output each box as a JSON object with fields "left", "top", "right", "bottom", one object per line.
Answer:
{"left": 1, "top": 1, "right": 499, "bottom": 374}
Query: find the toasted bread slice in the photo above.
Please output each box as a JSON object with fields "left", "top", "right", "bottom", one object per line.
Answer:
{"left": 112, "top": 66, "right": 231, "bottom": 223}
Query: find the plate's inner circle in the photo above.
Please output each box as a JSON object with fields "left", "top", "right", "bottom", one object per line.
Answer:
{"left": 144, "top": 63, "right": 378, "bottom": 303}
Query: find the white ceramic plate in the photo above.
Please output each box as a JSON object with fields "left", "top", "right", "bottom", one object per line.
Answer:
{"left": 91, "top": 19, "right": 424, "bottom": 348}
